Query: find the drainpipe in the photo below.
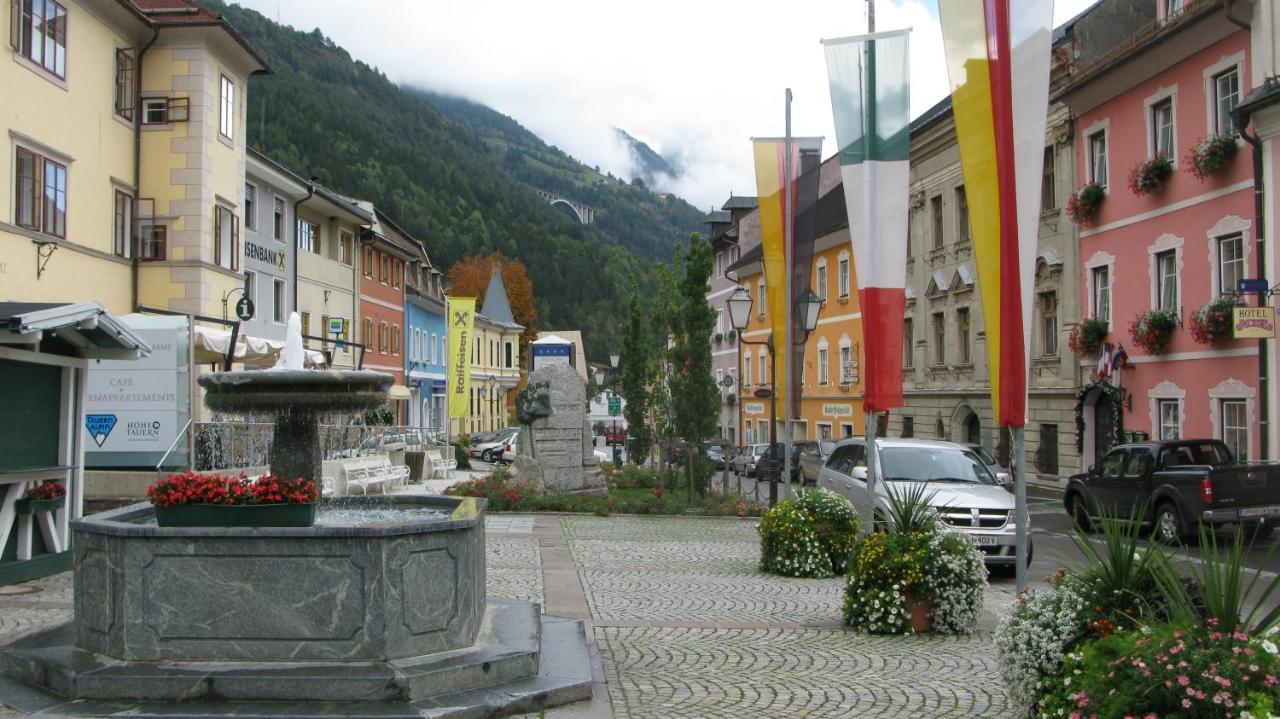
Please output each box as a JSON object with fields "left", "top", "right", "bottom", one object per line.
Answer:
{"left": 131, "top": 27, "right": 161, "bottom": 311}
{"left": 291, "top": 181, "right": 314, "bottom": 314}
{"left": 1235, "top": 115, "right": 1269, "bottom": 459}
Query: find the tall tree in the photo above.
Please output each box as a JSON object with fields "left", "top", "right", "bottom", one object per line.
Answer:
{"left": 668, "top": 233, "right": 719, "bottom": 498}
{"left": 621, "top": 279, "right": 651, "bottom": 464}
{"left": 445, "top": 251, "right": 539, "bottom": 347}
{"left": 648, "top": 260, "right": 678, "bottom": 460}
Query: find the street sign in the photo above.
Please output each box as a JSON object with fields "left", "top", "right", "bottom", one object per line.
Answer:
{"left": 608, "top": 396, "right": 621, "bottom": 416}
{"left": 328, "top": 317, "right": 345, "bottom": 335}
{"left": 1237, "top": 278, "right": 1270, "bottom": 294}
{"left": 234, "top": 297, "right": 254, "bottom": 321}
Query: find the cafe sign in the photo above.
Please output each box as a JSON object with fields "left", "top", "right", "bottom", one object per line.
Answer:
{"left": 1233, "top": 307, "right": 1275, "bottom": 339}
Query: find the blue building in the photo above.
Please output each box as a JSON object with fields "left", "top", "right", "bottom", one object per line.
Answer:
{"left": 405, "top": 251, "right": 448, "bottom": 436}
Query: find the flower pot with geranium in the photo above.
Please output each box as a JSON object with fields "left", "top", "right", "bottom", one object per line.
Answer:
{"left": 1129, "top": 310, "right": 1179, "bottom": 355}
{"left": 146, "top": 471, "right": 318, "bottom": 527}
{"left": 17, "top": 480, "right": 66, "bottom": 515}
{"left": 1189, "top": 296, "right": 1241, "bottom": 345}
{"left": 1128, "top": 155, "right": 1173, "bottom": 195}
{"left": 1067, "top": 317, "right": 1109, "bottom": 357}
{"left": 1186, "top": 132, "right": 1238, "bottom": 181}
{"left": 1066, "top": 183, "right": 1105, "bottom": 226}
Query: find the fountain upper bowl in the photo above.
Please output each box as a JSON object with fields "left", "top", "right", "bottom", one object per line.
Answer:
{"left": 198, "top": 369, "right": 394, "bottom": 414}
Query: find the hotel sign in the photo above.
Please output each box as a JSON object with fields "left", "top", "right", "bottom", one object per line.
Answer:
{"left": 744, "top": 402, "right": 765, "bottom": 415}
{"left": 1233, "top": 307, "right": 1275, "bottom": 339}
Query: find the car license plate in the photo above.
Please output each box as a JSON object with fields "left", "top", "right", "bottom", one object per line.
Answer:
{"left": 972, "top": 535, "right": 999, "bottom": 546}
{"left": 1240, "top": 506, "right": 1277, "bottom": 518}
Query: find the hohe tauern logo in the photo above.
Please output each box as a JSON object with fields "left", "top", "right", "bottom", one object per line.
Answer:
{"left": 85, "top": 414, "right": 118, "bottom": 447}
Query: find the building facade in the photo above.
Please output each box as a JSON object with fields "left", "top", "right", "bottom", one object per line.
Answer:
{"left": 242, "top": 148, "right": 302, "bottom": 341}
{"left": 406, "top": 250, "right": 447, "bottom": 436}
{"left": 452, "top": 270, "right": 523, "bottom": 437}
{"left": 706, "top": 196, "right": 758, "bottom": 445}
{"left": 295, "top": 187, "right": 369, "bottom": 370}
{"left": 355, "top": 204, "right": 418, "bottom": 419}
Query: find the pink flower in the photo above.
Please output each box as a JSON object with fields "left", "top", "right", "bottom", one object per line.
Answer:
{"left": 1234, "top": 632, "right": 1250, "bottom": 641}
{"left": 1178, "top": 675, "right": 1190, "bottom": 686}
{"left": 1183, "top": 699, "right": 1193, "bottom": 708}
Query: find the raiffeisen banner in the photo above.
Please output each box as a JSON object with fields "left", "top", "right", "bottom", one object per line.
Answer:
{"left": 447, "top": 298, "right": 476, "bottom": 419}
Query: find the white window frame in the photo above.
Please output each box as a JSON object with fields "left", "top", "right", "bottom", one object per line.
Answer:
{"left": 1086, "top": 250, "right": 1116, "bottom": 322}
{"left": 815, "top": 258, "right": 828, "bottom": 302}
{"left": 1208, "top": 378, "right": 1254, "bottom": 461}
{"left": 743, "top": 350, "right": 753, "bottom": 386}
{"left": 837, "top": 251, "right": 850, "bottom": 298}
{"left": 1202, "top": 52, "right": 1246, "bottom": 137}
{"left": 817, "top": 338, "right": 829, "bottom": 386}
{"left": 1148, "top": 380, "right": 1186, "bottom": 441}
{"left": 1147, "top": 233, "right": 1184, "bottom": 313}
{"left": 757, "top": 277, "right": 766, "bottom": 317}
{"left": 1206, "top": 215, "right": 1252, "bottom": 297}
{"left": 219, "top": 74, "right": 235, "bottom": 140}
{"left": 839, "top": 335, "right": 853, "bottom": 384}
{"left": 1143, "top": 86, "right": 1178, "bottom": 165}
{"left": 1082, "top": 118, "right": 1110, "bottom": 191}
{"left": 759, "top": 353, "right": 768, "bottom": 387}
{"left": 273, "top": 278, "right": 286, "bottom": 323}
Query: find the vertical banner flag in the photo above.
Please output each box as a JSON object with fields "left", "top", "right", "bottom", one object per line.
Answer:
{"left": 823, "top": 28, "right": 911, "bottom": 412}
{"left": 940, "top": 0, "right": 1053, "bottom": 426}
{"left": 447, "top": 297, "right": 476, "bottom": 419}
{"left": 753, "top": 136, "right": 822, "bottom": 415}
{"left": 789, "top": 147, "right": 824, "bottom": 418}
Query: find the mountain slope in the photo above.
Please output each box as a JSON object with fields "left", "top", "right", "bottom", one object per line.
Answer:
{"left": 209, "top": 1, "right": 677, "bottom": 359}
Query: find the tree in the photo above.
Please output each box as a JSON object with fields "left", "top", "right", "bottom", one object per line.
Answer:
{"left": 648, "top": 260, "right": 677, "bottom": 463}
{"left": 445, "top": 251, "right": 539, "bottom": 347}
{"left": 668, "top": 233, "right": 718, "bottom": 499}
{"left": 621, "top": 279, "right": 652, "bottom": 464}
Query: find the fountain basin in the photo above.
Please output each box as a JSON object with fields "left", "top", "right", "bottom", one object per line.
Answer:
{"left": 72, "top": 495, "right": 485, "bottom": 662}
{"left": 198, "top": 369, "right": 394, "bottom": 414}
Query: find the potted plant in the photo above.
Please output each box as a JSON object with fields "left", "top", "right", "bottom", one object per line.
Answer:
{"left": 728, "top": 328, "right": 738, "bottom": 342}
{"left": 1189, "top": 296, "right": 1240, "bottom": 345}
{"left": 1066, "top": 183, "right": 1105, "bottom": 226}
{"left": 1127, "top": 155, "right": 1173, "bottom": 195}
{"left": 1186, "top": 132, "right": 1238, "bottom": 181}
{"left": 1067, "top": 318, "right": 1109, "bottom": 357}
{"left": 17, "top": 480, "right": 66, "bottom": 515}
{"left": 1128, "top": 310, "right": 1180, "bottom": 355}
{"left": 714, "top": 332, "right": 724, "bottom": 344}
{"left": 146, "top": 471, "right": 318, "bottom": 527}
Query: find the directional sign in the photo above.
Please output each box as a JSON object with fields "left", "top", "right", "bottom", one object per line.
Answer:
{"left": 234, "top": 297, "right": 254, "bottom": 321}
{"left": 608, "top": 395, "right": 621, "bottom": 416}
{"left": 1237, "top": 278, "right": 1270, "bottom": 294}
{"left": 328, "top": 317, "right": 345, "bottom": 335}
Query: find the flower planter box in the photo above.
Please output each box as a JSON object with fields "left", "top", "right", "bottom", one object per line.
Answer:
{"left": 908, "top": 598, "right": 933, "bottom": 633}
{"left": 16, "top": 496, "right": 65, "bottom": 515}
{"left": 154, "top": 502, "right": 317, "bottom": 528}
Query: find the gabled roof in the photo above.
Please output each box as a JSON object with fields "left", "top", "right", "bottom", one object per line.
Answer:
{"left": 479, "top": 269, "right": 517, "bottom": 327}
{"left": 927, "top": 270, "right": 951, "bottom": 296}
{"left": 953, "top": 264, "right": 976, "bottom": 288}
{"left": 128, "top": 0, "right": 270, "bottom": 74}
{"left": 704, "top": 210, "right": 731, "bottom": 225}
{"left": 721, "top": 196, "right": 758, "bottom": 211}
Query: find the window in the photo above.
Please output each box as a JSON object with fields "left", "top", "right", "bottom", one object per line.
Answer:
{"left": 840, "top": 345, "right": 852, "bottom": 384}
{"left": 743, "top": 351, "right": 753, "bottom": 386}
{"left": 838, "top": 256, "right": 850, "bottom": 298}
{"left": 759, "top": 353, "right": 768, "bottom": 386}
{"left": 1218, "top": 234, "right": 1244, "bottom": 297}
{"left": 244, "top": 271, "right": 255, "bottom": 312}
{"left": 15, "top": 147, "right": 66, "bottom": 238}
{"left": 955, "top": 186, "right": 970, "bottom": 244}
{"left": 904, "top": 318, "right": 914, "bottom": 367}
{"left": 138, "top": 224, "right": 166, "bottom": 260}
{"left": 362, "top": 318, "right": 373, "bottom": 350}
{"left": 273, "top": 279, "right": 286, "bottom": 323}
{"left": 957, "top": 307, "right": 971, "bottom": 364}
{"left": 297, "top": 218, "right": 319, "bottom": 254}
{"left": 140, "top": 97, "right": 188, "bottom": 124}
{"left": 1159, "top": 399, "right": 1180, "bottom": 440}
{"left": 429, "top": 332, "right": 437, "bottom": 364}
{"left": 1039, "top": 424, "right": 1059, "bottom": 475}
{"left": 716, "top": 251, "right": 723, "bottom": 277}
{"left": 380, "top": 254, "right": 390, "bottom": 284}
{"left": 113, "top": 190, "right": 132, "bottom": 257}
{"left": 338, "top": 230, "right": 353, "bottom": 266}
{"left": 363, "top": 246, "right": 374, "bottom": 277}
{"left": 320, "top": 314, "right": 330, "bottom": 349}
{"left": 1089, "top": 130, "right": 1108, "bottom": 188}
{"left": 1151, "top": 98, "right": 1174, "bottom": 158}
{"left": 1221, "top": 399, "right": 1247, "bottom": 461}
{"left": 931, "top": 195, "right": 944, "bottom": 250}
{"left": 272, "top": 197, "right": 285, "bottom": 240}
{"left": 1156, "top": 250, "right": 1178, "bottom": 312}
{"left": 1163, "top": 0, "right": 1183, "bottom": 16}
{"left": 816, "top": 263, "right": 828, "bottom": 302}
{"left": 243, "top": 183, "right": 256, "bottom": 231}
{"left": 902, "top": 417, "right": 914, "bottom": 438}
{"left": 114, "top": 49, "right": 135, "bottom": 120}
{"left": 1213, "top": 67, "right": 1240, "bottom": 136}
{"left": 12, "top": 0, "right": 67, "bottom": 78}
{"left": 391, "top": 326, "right": 401, "bottom": 356}
{"left": 818, "top": 347, "right": 829, "bottom": 386}
{"left": 1041, "top": 146, "right": 1056, "bottom": 211}
{"left": 505, "top": 341, "right": 513, "bottom": 368}
{"left": 757, "top": 277, "right": 766, "bottom": 316}
{"left": 214, "top": 205, "right": 239, "bottom": 270}
{"left": 392, "top": 259, "right": 401, "bottom": 289}
{"left": 1092, "top": 266, "right": 1111, "bottom": 322}
{"left": 1040, "top": 291, "right": 1058, "bottom": 356}
{"left": 379, "top": 322, "right": 388, "bottom": 353}
{"left": 219, "top": 75, "right": 235, "bottom": 139}
{"left": 299, "top": 311, "right": 310, "bottom": 341}
{"left": 932, "top": 312, "right": 946, "bottom": 365}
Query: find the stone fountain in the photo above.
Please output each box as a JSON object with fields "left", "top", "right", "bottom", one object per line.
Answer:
{"left": 0, "top": 313, "right": 592, "bottom": 717}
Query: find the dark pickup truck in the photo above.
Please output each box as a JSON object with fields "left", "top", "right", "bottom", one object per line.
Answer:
{"left": 1063, "top": 440, "right": 1280, "bottom": 544}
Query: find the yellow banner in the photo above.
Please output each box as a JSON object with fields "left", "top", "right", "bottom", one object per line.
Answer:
{"left": 447, "top": 298, "right": 476, "bottom": 419}
{"left": 1233, "top": 307, "right": 1275, "bottom": 339}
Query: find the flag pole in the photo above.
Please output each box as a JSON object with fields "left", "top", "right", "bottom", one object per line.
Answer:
{"left": 783, "top": 88, "right": 794, "bottom": 502}
{"left": 860, "top": 0, "right": 879, "bottom": 536}
{"left": 1013, "top": 424, "right": 1029, "bottom": 591}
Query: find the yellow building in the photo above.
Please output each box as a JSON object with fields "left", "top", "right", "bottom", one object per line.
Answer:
{"left": 452, "top": 270, "right": 524, "bottom": 437}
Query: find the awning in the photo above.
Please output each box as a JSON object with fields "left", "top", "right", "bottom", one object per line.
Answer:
{"left": 388, "top": 384, "right": 412, "bottom": 401}
{"left": 0, "top": 301, "right": 150, "bottom": 359}
{"left": 192, "top": 325, "right": 326, "bottom": 368}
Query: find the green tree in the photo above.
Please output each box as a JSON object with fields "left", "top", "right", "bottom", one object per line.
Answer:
{"left": 621, "top": 279, "right": 652, "bottom": 464}
{"left": 648, "top": 260, "right": 677, "bottom": 463}
{"left": 668, "top": 233, "right": 719, "bottom": 499}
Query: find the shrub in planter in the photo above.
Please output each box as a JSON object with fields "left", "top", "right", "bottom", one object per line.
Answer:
{"left": 995, "top": 572, "right": 1090, "bottom": 715}
{"left": 1128, "top": 154, "right": 1174, "bottom": 195}
{"left": 1187, "top": 132, "right": 1239, "bottom": 181}
{"left": 757, "top": 488, "right": 859, "bottom": 579}
{"left": 1190, "top": 296, "right": 1241, "bottom": 345}
{"left": 1129, "top": 310, "right": 1180, "bottom": 355}
{"left": 1067, "top": 317, "right": 1109, "bottom": 357}
{"left": 1066, "top": 183, "right": 1105, "bottom": 226}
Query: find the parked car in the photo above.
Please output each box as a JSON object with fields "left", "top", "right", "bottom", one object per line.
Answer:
{"left": 818, "top": 437, "right": 1026, "bottom": 572}
{"left": 499, "top": 432, "right": 520, "bottom": 464}
{"left": 733, "top": 444, "right": 769, "bottom": 477}
{"left": 758, "top": 442, "right": 802, "bottom": 482}
{"left": 705, "top": 445, "right": 727, "bottom": 470}
{"left": 470, "top": 428, "right": 519, "bottom": 462}
{"left": 1063, "top": 439, "right": 1280, "bottom": 544}
{"left": 959, "top": 442, "right": 1013, "bottom": 489}
{"left": 796, "top": 440, "right": 835, "bottom": 484}
{"left": 603, "top": 424, "right": 627, "bottom": 446}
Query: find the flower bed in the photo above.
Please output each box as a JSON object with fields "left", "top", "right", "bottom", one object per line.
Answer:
{"left": 1067, "top": 183, "right": 1106, "bottom": 226}
{"left": 757, "top": 488, "right": 859, "bottom": 579}
{"left": 1068, "top": 318, "right": 1109, "bottom": 357}
{"left": 146, "top": 471, "right": 318, "bottom": 527}
{"left": 1129, "top": 155, "right": 1173, "bottom": 195}
{"left": 1187, "top": 132, "right": 1239, "bottom": 181}
{"left": 1190, "top": 297, "right": 1241, "bottom": 345}
{"left": 1129, "top": 310, "right": 1179, "bottom": 355}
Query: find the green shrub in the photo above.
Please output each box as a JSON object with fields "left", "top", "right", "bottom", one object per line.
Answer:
{"left": 758, "top": 488, "right": 858, "bottom": 579}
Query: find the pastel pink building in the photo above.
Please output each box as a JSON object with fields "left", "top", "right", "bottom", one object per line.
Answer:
{"left": 1059, "top": 1, "right": 1257, "bottom": 466}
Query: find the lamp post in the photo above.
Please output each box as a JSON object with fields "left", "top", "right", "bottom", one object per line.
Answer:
{"left": 478, "top": 374, "right": 498, "bottom": 433}
{"left": 608, "top": 354, "right": 622, "bottom": 467}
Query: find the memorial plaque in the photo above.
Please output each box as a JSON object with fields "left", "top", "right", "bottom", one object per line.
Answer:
{"left": 511, "top": 364, "right": 606, "bottom": 492}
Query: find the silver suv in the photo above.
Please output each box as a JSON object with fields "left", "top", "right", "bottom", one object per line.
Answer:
{"left": 817, "top": 437, "right": 1029, "bottom": 573}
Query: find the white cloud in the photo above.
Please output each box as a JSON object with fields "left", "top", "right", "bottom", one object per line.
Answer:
{"left": 236, "top": 0, "right": 1098, "bottom": 211}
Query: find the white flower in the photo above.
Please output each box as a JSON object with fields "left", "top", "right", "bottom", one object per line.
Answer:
{"left": 1262, "top": 639, "right": 1278, "bottom": 655}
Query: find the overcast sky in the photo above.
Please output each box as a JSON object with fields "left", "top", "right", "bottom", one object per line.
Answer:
{"left": 236, "top": 0, "right": 1098, "bottom": 212}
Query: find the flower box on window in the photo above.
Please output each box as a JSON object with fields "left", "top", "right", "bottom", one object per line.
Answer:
{"left": 1189, "top": 297, "right": 1241, "bottom": 345}
{"left": 1067, "top": 318, "right": 1109, "bottom": 357}
{"left": 1129, "top": 310, "right": 1179, "bottom": 355}
{"left": 1066, "top": 184, "right": 1105, "bottom": 226}
{"left": 1185, "top": 133, "right": 1238, "bottom": 181}
{"left": 1127, "top": 155, "right": 1173, "bottom": 196}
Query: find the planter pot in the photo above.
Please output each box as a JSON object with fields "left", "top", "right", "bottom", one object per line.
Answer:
{"left": 154, "top": 502, "right": 317, "bottom": 528}
{"left": 907, "top": 598, "right": 933, "bottom": 633}
{"left": 16, "top": 496, "right": 65, "bottom": 515}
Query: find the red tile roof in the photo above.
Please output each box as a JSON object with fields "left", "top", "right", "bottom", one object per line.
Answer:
{"left": 129, "top": 0, "right": 220, "bottom": 24}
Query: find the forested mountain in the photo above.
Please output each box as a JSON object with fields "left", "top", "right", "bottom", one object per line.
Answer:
{"left": 614, "top": 127, "right": 681, "bottom": 188}
{"left": 209, "top": 1, "right": 703, "bottom": 359}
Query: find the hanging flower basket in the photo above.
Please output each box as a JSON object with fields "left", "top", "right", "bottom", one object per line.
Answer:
{"left": 1185, "top": 133, "right": 1238, "bottom": 181}
{"left": 147, "top": 471, "right": 318, "bottom": 527}
{"left": 714, "top": 332, "right": 724, "bottom": 345}
{"left": 1128, "top": 310, "right": 1179, "bottom": 355}
{"left": 1189, "top": 297, "right": 1241, "bottom": 345}
{"left": 16, "top": 481, "right": 67, "bottom": 514}
{"left": 1127, "top": 155, "right": 1173, "bottom": 195}
{"left": 1067, "top": 318, "right": 1109, "bottom": 357}
{"left": 1066, "top": 184, "right": 1105, "bottom": 226}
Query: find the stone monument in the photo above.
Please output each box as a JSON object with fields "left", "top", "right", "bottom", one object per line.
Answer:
{"left": 512, "top": 364, "right": 606, "bottom": 492}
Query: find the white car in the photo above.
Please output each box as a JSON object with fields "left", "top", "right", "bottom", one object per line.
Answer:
{"left": 470, "top": 429, "right": 518, "bottom": 463}
{"left": 499, "top": 433, "right": 519, "bottom": 464}
{"left": 817, "top": 437, "right": 1029, "bottom": 573}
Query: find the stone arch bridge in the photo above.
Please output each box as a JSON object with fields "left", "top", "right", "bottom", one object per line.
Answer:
{"left": 527, "top": 186, "right": 596, "bottom": 224}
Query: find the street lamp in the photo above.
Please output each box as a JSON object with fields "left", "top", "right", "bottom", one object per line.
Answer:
{"left": 477, "top": 374, "right": 498, "bottom": 432}
{"left": 607, "top": 354, "right": 622, "bottom": 467}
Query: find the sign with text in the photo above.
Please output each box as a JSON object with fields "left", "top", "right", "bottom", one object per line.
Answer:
{"left": 822, "top": 403, "right": 854, "bottom": 417}
{"left": 608, "top": 395, "right": 621, "bottom": 416}
{"left": 744, "top": 402, "right": 766, "bottom": 415}
{"left": 447, "top": 298, "right": 476, "bottom": 419}
{"left": 1237, "top": 278, "right": 1270, "bottom": 294}
{"left": 1233, "top": 307, "right": 1276, "bottom": 339}
{"left": 841, "top": 360, "right": 859, "bottom": 385}
{"left": 327, "top": 317, "right": 345, "bottom": 335}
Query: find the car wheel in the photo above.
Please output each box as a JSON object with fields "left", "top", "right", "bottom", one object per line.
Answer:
{"left": 480, "top": 449, "right": 494, "bottom": 463}
{"left": 1152, "top": 502, "right": 1184, "bottom": 545}
{"left": 1069, "top": 494, "right": 1093, "bottom": 532}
